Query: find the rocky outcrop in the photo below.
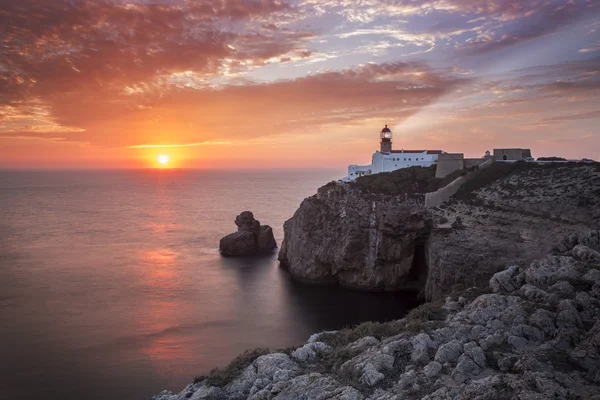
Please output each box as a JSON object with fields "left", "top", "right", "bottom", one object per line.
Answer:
{"left": 278, "top": 182, "right": 430, "bottom": 291}
{"left": 154, "top": 232, "right": 600, "bottom": 400}
{"left": 220, "top": 211, "right": 277, "bottom": 256}
{"left": 279, "top": 163, "right": 600, "bottom": 298}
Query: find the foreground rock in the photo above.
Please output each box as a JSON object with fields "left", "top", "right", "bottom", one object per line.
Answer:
{"left": 154, "top": 231, "right": 600, "bottom": 400}
{"left": 220, "top": 211, "right": 277, "bottom": 256}
{"left": 279, "top": 163, "right": 600, "bottom": 298}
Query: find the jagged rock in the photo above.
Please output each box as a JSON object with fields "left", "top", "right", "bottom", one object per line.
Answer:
{"left": 423, "top": 361, "right": 442, "bottom": 380}
{"left": 235, "top": 211, "right": 260, "bottom": 233}
{"left": 308, "top": 331, "right": 337, "bottom": 343}
{"left": 262, "top": 373, "right": 363, "bottom": 400}
{"left": 257, "top": 226, "right": 277, "bottom": 253}
{"left": 226, "top": 353, "right": 301, "bottom": 396}
{"left": 529, "top": 309, "right": 556, "bottom": 337}
{"left": 348, "top": 336, "right": 380, "bottom": 352}
{"left": 571, "top": 244, "right": 600, "bottom": 265}
{"left": 518, "top": 284, "right": 553, "bottom": 303}
{"left": 291, "top": 342, "right": 330, "bottom": 363}
{"left": 507, "top": 335, "right": 528, "bottom": 348}
{"left": 434, "top": 340, "right": 463, "bottom": 365}
{"left": 340, "top": 348, "right": 394, "bottom": 387}
{"left": 220, "top": 211, "right": 277, "bottom": 256}
{"left": 411, "top": 333, "right": 434, "bottom": 365}
{"left": 549, "top": 280, "right": 575, "bottom": 297}
{"left": 490, "top": 265, "right": 520, "bottom": 293}
{"left": 397, "top": 369, "right": 417, "bottom": 389}
{"left": 479, "top": 334, "right": 503, "bottom": 351}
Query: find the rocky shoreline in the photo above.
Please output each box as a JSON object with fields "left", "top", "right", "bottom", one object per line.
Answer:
{"left": 154, "top": 230, "right": 600, "bottom": 400}
{"left": 154, "top": 162, "right": 600, "bottom": 399}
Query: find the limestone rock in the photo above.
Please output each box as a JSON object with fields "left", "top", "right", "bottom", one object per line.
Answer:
{"left": 219, "top": 211, "right": 277, "bottom": 256}
{"left": 434, "top": 339, "right": 463, "bottom": 365}
{"left": 489, "top": 265, "right": 520, "bottom": 293}
{"left": 423, "top": 361, "right": 442, "bottom": 380}
{"left": 291, "top": 342, "right": 330, "bottom": 363}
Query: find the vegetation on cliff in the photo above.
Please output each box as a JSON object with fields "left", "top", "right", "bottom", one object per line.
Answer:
{"left": 348, "top": 165, "right": 467, "bottom": 195}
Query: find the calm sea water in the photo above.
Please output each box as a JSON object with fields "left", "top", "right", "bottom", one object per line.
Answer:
{"left": 0, "top": 169, "right": 420, "bottom": 400}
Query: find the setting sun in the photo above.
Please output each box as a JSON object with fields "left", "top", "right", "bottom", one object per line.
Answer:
{"left": 157, "top": 155, "right": 170, "bottom": 166}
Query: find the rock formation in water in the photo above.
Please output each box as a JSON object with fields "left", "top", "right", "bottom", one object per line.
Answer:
{"left": 153, "top": 230, "right": 600, "bottom": 400}
{"left": 219, "top": 211, "right": 277, "bottom": 256}
{"left": 278, "top": 163, "right": 600, "bottom": 300}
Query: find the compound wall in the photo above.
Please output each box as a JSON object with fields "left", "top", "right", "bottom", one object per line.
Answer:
{"left": 435, "top": 153, "right": 464, "bottom": 178}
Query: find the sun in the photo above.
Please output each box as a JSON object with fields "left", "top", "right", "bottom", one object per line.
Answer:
{"left": 157, "top": 155, "right": 170, "bottom": 165}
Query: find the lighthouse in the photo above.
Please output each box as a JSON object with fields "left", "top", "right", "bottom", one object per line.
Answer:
{"left": 380, "top": 124, "right": 392, "bottom": 153}
{"left": 342, "top": 124, "right": 446, "bottom": 181}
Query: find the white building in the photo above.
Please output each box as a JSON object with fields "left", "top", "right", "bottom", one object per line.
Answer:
{"left": 342, "top": 125, "right": 445, "bottom": 181}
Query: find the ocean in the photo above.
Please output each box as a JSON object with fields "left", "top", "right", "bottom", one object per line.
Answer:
{"left": 0, "top": 169, "right": 420, "bottom": 400}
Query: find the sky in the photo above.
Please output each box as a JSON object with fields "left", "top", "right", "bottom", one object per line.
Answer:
{"left": 0, "top": 0, "right": 599, "bottom": 169}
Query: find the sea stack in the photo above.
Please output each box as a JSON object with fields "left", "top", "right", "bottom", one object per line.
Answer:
{"left": 220, "top": 211, "right": 277, "bottom": 256}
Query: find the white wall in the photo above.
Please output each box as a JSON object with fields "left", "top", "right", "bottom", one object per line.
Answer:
{"left": 345, "top": 151, "right": 439, "bottom": 181}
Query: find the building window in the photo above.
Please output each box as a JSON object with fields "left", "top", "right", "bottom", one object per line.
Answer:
{"left": 404, "top": 158, "right": 406, "bottom": 161}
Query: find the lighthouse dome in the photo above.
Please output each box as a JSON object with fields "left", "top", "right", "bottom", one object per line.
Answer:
{"left": 380, "top": 124, "right": 392, "bottom": 139}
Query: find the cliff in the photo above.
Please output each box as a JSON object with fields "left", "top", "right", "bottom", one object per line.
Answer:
{"left": 279, "top": 162, "right": 600, "bottom": 300}
{"left": 154, "top": 230, "right": 600, "bottom": 400}
{"left": 426, "top": 162, "right": 600, "bottom": 300}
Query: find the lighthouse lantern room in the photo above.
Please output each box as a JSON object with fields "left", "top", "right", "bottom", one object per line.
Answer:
{"left": 380, "top": 124, "right": 392, "bottom": 153}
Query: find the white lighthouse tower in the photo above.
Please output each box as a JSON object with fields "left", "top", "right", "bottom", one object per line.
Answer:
{"left": 380, "top": 124, "right": 392, "bottom": 153}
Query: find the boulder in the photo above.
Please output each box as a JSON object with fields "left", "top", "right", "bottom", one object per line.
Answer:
{"left": 220, "top": 231, "right": 256, "bottom": 256}
{"left": 219, "top": 211, "right": 277, "bottom": 256}
{"left": 257, "top": 225, "right": 277, "bottom": 253}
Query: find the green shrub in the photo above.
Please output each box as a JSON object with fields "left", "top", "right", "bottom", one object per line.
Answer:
{"left": 349, "top": 165, "right": 463, "bottom": 195}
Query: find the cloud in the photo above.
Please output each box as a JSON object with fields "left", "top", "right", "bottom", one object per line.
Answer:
{"left": 455, "top": 0, "right": 599, "bottom": 54}
{"left": 542, "top": 110, "right": 600, "bottom": 122}
{"left": 3, "top": 60, "right": 465, "bottom": 147}
{"left": 0, "top": 0, "right": 304, "bottom": 104}
{"left": 126, "top": 141, "right": 233, "bottom": 148}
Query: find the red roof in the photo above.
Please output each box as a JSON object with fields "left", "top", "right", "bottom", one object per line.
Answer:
{"left": 388, "top": 150, "right": 444, "bottom": 154}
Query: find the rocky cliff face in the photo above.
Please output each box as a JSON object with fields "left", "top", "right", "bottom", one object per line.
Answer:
{"left": 154, "top": 230, "right": 600, "bottom": 400}
{"left": 278, "top": 183, "right": 430, "bottom": 291}
{"left": 426, "top": 163, "right": 600, "bottom": 301}
{"left": 279, "top": 163, "right": 600, "bottom": 300}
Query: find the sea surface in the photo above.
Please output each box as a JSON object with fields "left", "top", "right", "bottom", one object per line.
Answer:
{"left": 0, "top": 169, "right": 420, "bottom": 400}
